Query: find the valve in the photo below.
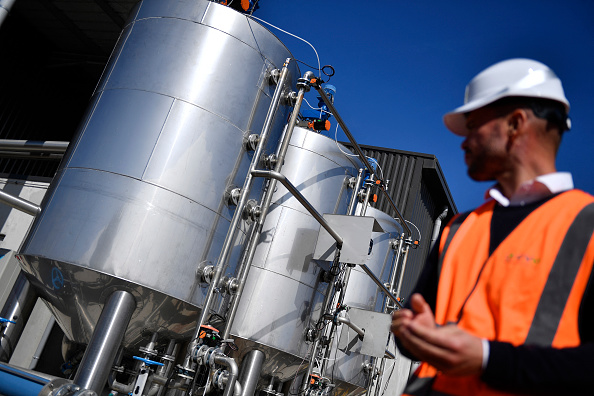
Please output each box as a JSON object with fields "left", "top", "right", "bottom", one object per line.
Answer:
{"left": 242, "top": 199, "right": 261, "bottom": 222}
{"left": 296, "top": 71, "right": 315, "bottom": 92}
{"left": 196, "top": 262, "right": 214, "bottom": 284}
{"left": 219, "top": 276, "right": 239, "bottom": 295}
{"left": 305, "top": 327, "right": 317, "bottom": 342}
{"left": 225, "top": 186, "right": 241, "bottom": 206}
{"left": 264, "top": 153, "right": 278, "bottom": 169}
{"left": 268, "top": 68, "right": 281, "bottom": 85}
{"left": 304, "top": 374, "right": 334, "bottom": 396}
{"left": 245, "top": 134, "right": 260, "bottom": 151}
{"left": 197, "top": 325, "right": 223, "bottom": 348}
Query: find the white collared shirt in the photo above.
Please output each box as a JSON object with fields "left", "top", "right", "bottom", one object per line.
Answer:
{"left": 485, "top": 172, "right": 574, "bottom": 207}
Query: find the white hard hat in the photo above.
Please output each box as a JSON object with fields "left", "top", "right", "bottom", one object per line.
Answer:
{"left": 443, "top": 58, "right": 570, "bottom": 136}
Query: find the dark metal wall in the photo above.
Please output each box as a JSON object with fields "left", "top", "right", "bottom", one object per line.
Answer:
{"left": 343, "top": 143, "right": 457, "bottom": 300}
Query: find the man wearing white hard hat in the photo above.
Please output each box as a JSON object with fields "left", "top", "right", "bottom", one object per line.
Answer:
{"left": 392, "top": 59, "right": 594, "bottom": 395}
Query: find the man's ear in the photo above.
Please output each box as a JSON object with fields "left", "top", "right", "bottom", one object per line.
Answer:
{"left": 507, "top": 108, "right": 528, "bottom": 137}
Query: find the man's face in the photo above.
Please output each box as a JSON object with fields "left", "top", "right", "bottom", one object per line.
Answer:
{"left": 461, "top": 106, "right": 511, "bottom": 181}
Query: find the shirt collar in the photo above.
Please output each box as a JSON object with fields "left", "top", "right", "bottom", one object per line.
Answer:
{"left": 486, "top": 172, "right": 574, "bottom": 207}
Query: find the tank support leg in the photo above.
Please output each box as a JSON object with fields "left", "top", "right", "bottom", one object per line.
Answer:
{"left": 0, "top": 272, "right": 37, "bottom": 362}
{"left": 73, "top": 290, "right": 136, "bottom": 393}
{"left": 238, "top": 349, "right": 265, "bottom": 396}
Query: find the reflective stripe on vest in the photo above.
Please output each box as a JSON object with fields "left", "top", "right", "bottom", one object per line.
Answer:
{"left": 402, "top": 190, "right": 594, "bottom": 396}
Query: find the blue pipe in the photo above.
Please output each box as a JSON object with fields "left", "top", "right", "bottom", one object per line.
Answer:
{"left": 0, "top": 362, "right": 49, "bottom": 396}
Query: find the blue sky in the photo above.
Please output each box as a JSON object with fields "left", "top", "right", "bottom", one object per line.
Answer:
{"left": 254, "top": 1, "right": 594, "bottom": 213}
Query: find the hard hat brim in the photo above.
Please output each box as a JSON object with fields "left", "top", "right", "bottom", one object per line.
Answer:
{"left": 443, "top": 91, "right": 570, "bottom": 137}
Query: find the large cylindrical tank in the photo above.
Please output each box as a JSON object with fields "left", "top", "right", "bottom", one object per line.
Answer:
{"left": 17, "top": 0, "right": 299, "bottom": 348}
{"left": 329, "top": 207, "right": 403, "bottom": 394}
{"left": 230, "top": 126, "right": 363, "bottom": 381}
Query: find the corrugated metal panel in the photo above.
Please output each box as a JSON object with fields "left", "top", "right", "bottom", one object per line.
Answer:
{"left": 343, "top": 143, "right": 457, "bottom": 300}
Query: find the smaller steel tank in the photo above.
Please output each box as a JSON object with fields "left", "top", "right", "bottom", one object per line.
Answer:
{"left": 329, "top": 206, "right": 403, "bottom": 394}
{"left": 230, "top": 126, "right": 363, "bottom": 381}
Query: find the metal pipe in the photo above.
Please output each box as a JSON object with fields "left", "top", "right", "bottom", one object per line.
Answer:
{"left": 0, "top": 273, "right": 37, "bottom": 363}
{"left": 222, "top": 71, "right": 310, "bottom": 340}
{"left": 193, "top": 60, "right": 292, "bottom": 337}
{"left": 0, "top": 140, "right": 69, "bottom": 153}
{"left": 359, "top": 264, "right": 403, "bottom": 309}
{"left": 153, "top": 340, "right": 178, "bottom": 396}
{"left": 0, "top": 190, "right": 41, "bottom": 217}
{"left": 324, "top": 314, "right": 364, "bottom": 339}
{"left": 430, "top": 207, "right": 449, "bottom": 251}
{"left": 372, "top": 358, "right": 387, "bottom": 396}
{"left": 301, "top": 264, "right": 340, "bottom": 394}
{"left": 0, "top": 361, "right": 49, "bottom": 396}
{"left": 388, "top": 237, "right": 405, "bottom": 291}
{"left": 213, "top": 353, "right": 239, "bottom": 396}
{"left": 312, "top": 83, "right": 412, "bottom": 237}
{"left": 347, "top": 169, "right": 364, "bottom": 216}
{"left": 73, "top": 290, "right": 136, "bottom": 393}
{"left": 29, "top": 316, "right": 55, "bottom": 370}
{"left": 360, "top": 185, "right": 372, "bottom": 216}
{"left": 0, "top": 0, "right": 16, "bottom": 28}
{"left": 238, "top": 349, "right": 265, "bottom": 396}
{"left": 394, "top": 246, "right": 410, "bottom": 299}
{"left": 251, "top": 170, "right": 343, "bottom": 248}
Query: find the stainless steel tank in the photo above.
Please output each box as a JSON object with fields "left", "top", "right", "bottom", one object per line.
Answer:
{"left": 329, "top": 207, "right": 403, "bottom": 394}
{"left": 229, "top": 126, "right": 363, "bottom": 381}
{"left": 16, "top": 0, "right": 298, "bottom": 348}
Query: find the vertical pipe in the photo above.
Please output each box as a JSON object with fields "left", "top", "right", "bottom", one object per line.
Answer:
{"left": 394, "top": 246, "right": 410, "bottom": 298}
{"left": 388, "top": 237, "right": 404, "bottom": 291}
{"left": 0, "top": 0, "right": 16, "bottom": 28}
{"left": 360, "top": 185, "right": 372, "bottom": 216}
{"left": 238, "top": 349, "right": 265, "bottom": 396}
{"left": 0, "top": 273, "right": 37, "bottom": 363}
{"left": 73, "top": 290, "right": 136, "bottom": 393}
{"left": 154, "top": 340, "right": 178, "bottom": 396}
{"left": 347, "top": 169, "right": 364, "bottom": 216}
{"left": 221, "top": 71, "right": 312, "bottom": 340}
{"left": 195, "top": 60, "right": 292, "bottom": 335}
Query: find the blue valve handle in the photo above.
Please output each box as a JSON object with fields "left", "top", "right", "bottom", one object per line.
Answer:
{"left": 0, "top": 317, "right": 16, "bottom": 324}
{"left": 133, "top": 356, "right": 164, "bottom": 366}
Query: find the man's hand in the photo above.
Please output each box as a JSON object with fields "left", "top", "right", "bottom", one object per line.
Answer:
{"left": 391, "top": 293, "right": 484, "bottom": 376}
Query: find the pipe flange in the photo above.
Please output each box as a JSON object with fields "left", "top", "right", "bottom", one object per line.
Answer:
{"left": 219, "top": 276, "right": 239, "bottom": 295}
{"left": 196, "top": 262, "right": 214, "bottom": 285}
{"left": 139, "top": 346, "right": 158, "bottom": 357}
{"left": 50, "top": 383, "right": 80, "bottom": 396}
{"left": 192, "top": 344, "right": 210, "bottom": 364}
{"left": 39, "top": 379, "right": 71, "bottom": 396}
{"left": 242, "top": 199, "right": 261, "bottom": 223}
{"left": 213, "top": 368, "right": 228, "bottom": 390}
{"left": 72, "top": 390, "right": 97, "bottom": 396}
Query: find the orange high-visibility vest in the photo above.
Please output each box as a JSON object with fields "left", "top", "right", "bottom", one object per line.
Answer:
{"left": 403, "top": 190, "right": 594, "bottom": 396}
